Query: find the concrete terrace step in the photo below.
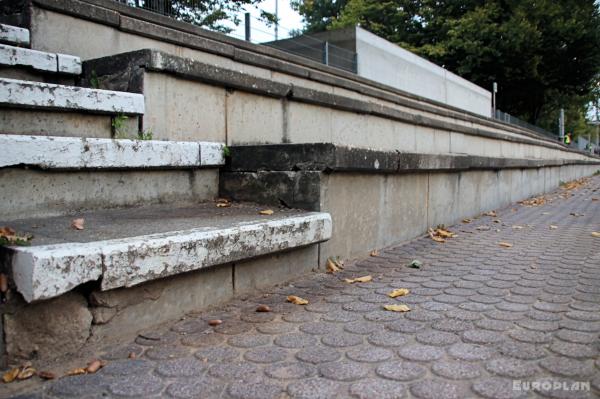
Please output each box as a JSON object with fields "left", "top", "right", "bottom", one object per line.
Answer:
{"left": 0, "top": 44, "right": 81, "bottom": 75}
{"left": 0, "top": 204, "right": 332, "bottom": 302}
{"left": 0, "top": 134, "right": 225, "bottom": 169}
{"left": 0, "top": 24, "right": 29, "bottom": 47}
{"left": 0, "top": 77, "right": 144, "bottom": 115}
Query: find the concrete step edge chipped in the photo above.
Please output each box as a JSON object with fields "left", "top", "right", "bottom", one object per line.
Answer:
{"left": 0, "top": 44, "right": 81, "bottom": 75}
{"left": 0, "top": 24, "right": 29, "bottom": 47}
{"left": 7, "top": 212, "right": 332, "bottom": 302}
{"left": 0, "top": 77, "right": 144, "bottom": 114}
{"left": 0, "top": 134, "right": 225, "bottom": 169}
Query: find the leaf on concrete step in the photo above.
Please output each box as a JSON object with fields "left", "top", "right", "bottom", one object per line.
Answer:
{"left": 256, "top": 305, "right": 271, "bottom": 312}
{"left": 71, "top": 218, "right": 85, "bottom": 230}
{"left": 483, "top": 210, "right": 497, "bottom": 217}
{"left": 37, "top": 371, "right": 56, "bottom": 380}
{"left": 592, "top": 232, "right": 600, "bottom": 238}
{"left": 549, "top": 225, "right": 558, "bottom": 230}
{"left": 383, "top": 304, "right": 410, "bottom": 312}
{"left": 326, "top": 257, "right": 342, "bottom": 273}
{"left": 66, "top": 368, "right": 86, "bottom": 376}
{"left": 370, "top": 249, "right": 379, "bottom": 257}
{"left": 208, "top": 319, "right": 222, "bottom": 326}
{"left": 499, "top": 242, "right": 513, "bottom": 248}
{"left": 388, "top": 288, "right": 410, "bottom": 298}
{"left": 86, "top": 359, "right": 106, "bottom": 374}
{"left": 259, "top": 209, "right": 274, "bottom": 215}
{"left": 17, "top": 366, "right": 36, "bottom": 380}
{"left": 344, "top": 275, "right": 373, "bottom": 284}
{"left": 2, "top": 367, "right": 20, "bottom": 383}
{"left": 512, "top": 225, "right": 523, "bottom": 230}
{"left": 462, "top": 218, "right": 471, "bottom": 223}
{"left": 287, "top": 295, "right": 309, "bottom": 305}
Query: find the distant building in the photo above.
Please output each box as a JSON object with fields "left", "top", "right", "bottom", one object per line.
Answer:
{"left": 267, "top": 26, "right": 492, "bottom": 118}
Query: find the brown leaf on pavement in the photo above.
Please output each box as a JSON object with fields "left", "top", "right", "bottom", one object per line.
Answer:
{"left": 256, "top": 305, "right": 271, "bottom": 312}
{"left": 2, "top": 367, "right": 19, "bottom": 383}
{"left": 326, "top": 257, "right": 342, "bottom": 273}
{"left": 208, "top": 319, "right": 222, "bottom": 326}
{"left": 344, "top": 275, "right": 373, "bottom": 284}
{"left": 259, "top": 209, "right": 274, "bottom": 215}
{"left": 17, "top": 366, "right": 36, "bottom": 380}
{"left": 37, "top": 371, "right": 56, "bottom": 380}
{"left": 499, "top": 242, "right": 513, "bottom": 248}
{"left": 287, "top": 295, "right": 309, "bottom": 305}
{"left": 592, "top": 232, "right": 600, "bottom": 238}
{"left": 66, "top": 368, "right": 86, "bottom": 376}
{"left": 86, "top": 359, "right": 105, "bottom": 374}
{"left": 388, "top": 288, "right": 410, "bottom": 298}
{"left": 549, "top": 225, "right": 558, "bottom": 230}
{"left": 483, "top": 210, "right": 497, "bottom": 217}
{"left": 71, "top": 218, "right": 85, "bottom": 230}
{"left": 370, "top": 249, "right": 379, "bottom": 257}
{"left": 383, "top": 304, "right": 410, "bottom": 312}
{"left": 462, "top": 218, "right": 472, "bottom": 223}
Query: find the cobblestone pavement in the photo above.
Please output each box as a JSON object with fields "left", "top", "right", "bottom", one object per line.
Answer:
{"left": 14, "top": 177, "right": 600, "bottom": 398}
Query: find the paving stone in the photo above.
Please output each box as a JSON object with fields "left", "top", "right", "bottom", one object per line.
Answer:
{"left": 415, "top": 330, "right": 459, "bottom": 346}
{"left": 558, "top": 319, "right": 600, "bottom": 332}
{"left": 101, "top": 359, "right": 155, "bottom": 375}
{"left": 208, "top": 362, "right": 262, "bottom": 381}
{"left": 471, "top": 377, "right": 529, "bottom": 399}
{"left": 539, "top": 356, "right": 595, "bottom": 377}
{"left": 265, "top": 362, "right": 316, "bottom": 379}
{"left": 321, "top": 311, "right": 360, "bottom": 323}
{"left": 166, "top": 376, "right": 224, "bottom": 398}
{"left": 287, "top": 378, "right": 341, "bottom": 399}
{"left": 295, "top": 346, "right": 342, "bottom": 364}
{"left": 194, "top": 346, "right": 240, "bottom": 362}
{"left": 398, "top": 344, "right": 445, "bottom": 362}
{"left": 516, "top": 319, "right": 560, "bottom": 332}
{"left": 349, "top": 378, "right": 407, "bottom": 399}
{"left": 108, "top": 374, "right": 164, "bottom": 397}
{"left": 299, "top": 321, "right": 339, "bottom": 335}
{"left": 432, "top": 319, "right": 473, "bottom": 333}
{"left": 554, "top": 329, "right": 597, "bottom": 344}
{"left": 319, "top": 360, "right": 369, "bottom": 381}
{"left": 171, "top": 318, "right": 210, "bottom": 334}
{"left": 274, "top": 332, "right": 318, "bottom": 348}
{"left": 343, "top": 320, "right": 380, "bottom": 335}
{"left": 227, "top": 334, "right": 271, "bottom": 348}
{"left": 462, "top": 329, "right": 506, "bottom": 344}
{"left": 346, "top": 347, "right": 394, "bottom": 362}
{"left": 321, "top": 332, "right": 363, "bottom": 348}
{"left": 431, "top": 360, "right": 481, "bottom": 379}
{"left": 375, "top": 361, "right": 426, "bottom": 381}
{"left": 213, "top": 322, "right": 253, "bottom": 335}
{"left": 405, "top": 310, "right": 443, "bottom": 322}
{"left": 508, "top": 329, "right": 552, "bottom": 344}
{"left": 155, "top": 357, "right": 207, "bottom": 377}
{"left": 367, "top": 330, "right": 409, "bottom": 347}
{"left": 256, "top": 322, "right": 296, "bottom": 334}
{"left": 548, "top": 341, "right": 598, "bottom": 359}
{"left": 49, "top": 373, "right": 112, "bottom": 397}
{"left": 283, "top": 312, "right": 317, "bottom": 323}
{"left": 101, "top": 343, "right": 144, "bottom": 360}
{"left": 240, "top": 312, "right": 277, "bottom": 323}
{"left": 244, "top": 347, "right": 289, "bottom": 363}
{"left": 364, "top": 310, "right": 404, "bottom": 322}
{"left": 484, "top": 358, "right": 538, "bottom": 378}
{"left": 227, "top": 381, "right": 283, "bottom": 399}
{"left": 497, "top": 341, "right": 548, "bottom": 360}
{"left": 447, "top": 342, "right": 496, "bottom": 361}
{"left": 410, "top": 379, "right": 462, "bottom": 399}
{"left": 474, "top": 318, "right": 514, "bottom": 331}
{"left": 180, "top": 332, "right": 226, "bottom": 347}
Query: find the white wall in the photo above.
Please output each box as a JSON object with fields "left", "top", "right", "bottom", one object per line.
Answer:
{"left": 355, "top": 27, "right": 492, "bottom": 117}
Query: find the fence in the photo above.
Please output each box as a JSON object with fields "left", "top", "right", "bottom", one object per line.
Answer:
{"left": 495, "top": 110, "right": 557, "bottom": 139}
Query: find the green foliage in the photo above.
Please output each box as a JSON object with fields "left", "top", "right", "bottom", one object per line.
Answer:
{"left": 293, "top": 0, "right": 600, "bottom": 126}
{"left": 0, "top": 237, "right": 31, "bottom": 247}
{"left": 111, "top": 114, "right": 129, "bottom": 139}
{"left": 222, "top": 145, "right": 231, "bottom": 157}
{"left": 131, "top": 0, "right": 271, "bottom": 33}
{"left": 138, "top": 129, "right": 153, "bottom": 141}
{"left": 90, "top": 70, "right": 100, "bottom": 89}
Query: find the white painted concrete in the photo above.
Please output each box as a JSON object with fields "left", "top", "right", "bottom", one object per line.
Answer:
{"left": 0, "top": 44, "right": 81, "bottom": 74}
{"left": 354, "top": 27, "right": 492, "bottom": 117}
{"left": 0, "top": 78, "right": 144, "bottom": 114}
{"left": 0, "top": 24, "right": 29, "bottom": 46}
{"left": 0, "top": 134, "right": 225, "bottom": 169}
{"left": 8, "top": 212, "right": 332, "bottom": 302}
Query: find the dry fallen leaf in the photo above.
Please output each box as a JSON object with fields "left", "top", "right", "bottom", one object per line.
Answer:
{"left": 17, "top": 366, "right": 36, "bottom": 381}
{"left": 259, "top": 209, "right": 274, "bottom": 215}
{"left": 216, "top": 202, "right": 231, "bottom": 208}
{"left": 326, "top": 257, "right": 342, "bottom": 273}
{"left": 499, "top": 242, "right": 513, "bottom": 248}
{"left": 549, "top": 225, "right": 558, "bottom": 230}
{"left": 344, "top": 275, "right": 373, "bottom": 284}
{"left": 2, "top": 367, "right": 19, "bottom": 383}
{"left": 0, "top": 226, "right": 32, "bottom": 246}
{"left": 208, "top": 319, "right": 222, "bottom": 326}
{"left": 71, "top": 218, "right": 85, "bottom": 230}
{"left": 483, "top": 211, "right": 497, "bottom": 217}
{"left": 370, "top": 249, "right": 379, "bottom": 257}
{"left": 512, "top": 225, "right": 523, "bottom": 230}
{"left": 388, "top": 288, "right": 410, "bottom": 298}
{"left": 436, "top": 229, "right": 455, "bottom": 238}
{"left": 592, "top": 232, "right": 600, "bottom": 238}
{"left": 383, "top": 304, "right": 410, "bottom": 312}
{"left": 462, "top": 218, "right": 472, "bottom": 223}
{"left": 66, "top": 368, "right": 86, "bottom": 376}
{"left": 287, "top": 295, "right": 309, "bottom": 305}
{"left": 37, "top": 371, "right": 56, "bottom": 380}
{"left": 86, "top": 360, "right": 105, "bottom": 374}
{"left": 256, "top": 305, "right": 271, "bottom": 312}
{"left": 0, "top": 273, "right": 7, "bottom": 293}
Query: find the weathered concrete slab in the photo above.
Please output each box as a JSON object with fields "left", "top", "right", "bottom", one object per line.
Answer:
{"left": 0, "top": 134, "right": 225, "bottom": 169}
{"left": 0, "top": 24, "right": 29, "bottom": 46}
{"left": 0, "top": 44, "right": 82, "bottom": 75}
{"left": 1, "top": 204, "right": 332, "bottom": 302}
{"left": 0, "top": 77, "right": 144, "bottom": 114}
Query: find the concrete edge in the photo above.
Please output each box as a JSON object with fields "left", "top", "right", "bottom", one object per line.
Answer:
{"left": 26, "top": 0, "right": 576, "bottom": 144}
{"left": 0, "top": 43, "right": 81, "bottom": 74}
{"left": 0, "top": 134, "right": 225, "bottom": 169}
{"left": 5, "top": 212, "right": 332, "bottom": 302}
{"left": 82, "top": 50, "right": 596, "bottom": 158}
{"left": 0, "top": 77, "right": 144, "bottom": 114}
{"left": 225, "top": 144, "right": 600, "bottom": 173}
{"left": 0, "top": 23, "right": 29, "bottom": 46}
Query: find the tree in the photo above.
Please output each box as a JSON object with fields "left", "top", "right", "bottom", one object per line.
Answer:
{"left": 290, "top": 0, "right": 349, "bottom": 33}
{"left": 293, "top": 0, "right": 600, "bottom": 126}
{"left": 126, "top": 0, "right": 269, "bottom": 33}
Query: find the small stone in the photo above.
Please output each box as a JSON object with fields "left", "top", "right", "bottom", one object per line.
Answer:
{"left": 256, "top": 305, "right": 271, "bottom": 312}
{"left": 208, "top": 319, "right": 222, "bottom": 326}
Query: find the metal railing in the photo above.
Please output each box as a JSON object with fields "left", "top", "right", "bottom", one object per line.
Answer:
{"left": 495, "top": 109, "right": 557, "bottom": 139}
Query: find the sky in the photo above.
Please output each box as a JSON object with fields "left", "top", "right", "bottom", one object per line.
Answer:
{"left": 228, "top": 0, "right": 304, "bottom": 43}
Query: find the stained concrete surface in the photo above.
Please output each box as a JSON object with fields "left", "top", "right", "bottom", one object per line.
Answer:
{"left": 4, "top": 176, "right": 600, "bottom": 399}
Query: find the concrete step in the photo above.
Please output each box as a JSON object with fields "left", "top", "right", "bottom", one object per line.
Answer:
{"left": 1, "top": 203, "right": 332, "bottom": 302}
{"left": 0, "top": 77, "right": 144, "bottom": 138}
{"left": 0, "top": 135, "right": 225, "bottom": 220}
{"left": 0, "top": 44, "right": 81, "bottom": 76}
{"left": 0, "top": 24, "right": 29, "bottom": 47}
